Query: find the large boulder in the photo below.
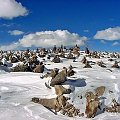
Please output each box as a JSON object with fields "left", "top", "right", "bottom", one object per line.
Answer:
{"left": 11, "top": 64, "right": 28, "bottom": 72}
{"left": 41, "top": 68, "right": 59, "bottom": 79}
{"left": 85, "top": 91, "right": 100, "bottom": 118}
{"left": 67, "top": 53, "right": 75, "bottom": 59}
{"left": 50, "top": 68, "right": 67, "bottom": 87}
{"left": 83, "top": 61, "right": 92, "bottom": 68}
{"left": 52, "top": 55, "right": 61, "bottom": 63}
{"left": 31, "top": 95, "right": 68, "bottom": 112}
{"left": 10, "top": 56, "right": 19, "bottom": 63}
{"left": 67, "top": 65, "right": 76, "bottom": 77}
{"left": 33, "top": 62, "right": 44, "bottom": 73}
{"left": 54, "top": 85, "right": 71, "bottom": 96}
{"left": 111, "top": 61, "right": 119, "bottom": 68}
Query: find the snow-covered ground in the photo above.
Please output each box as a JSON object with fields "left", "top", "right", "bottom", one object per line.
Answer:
{"left": 0, "top": 54, "right": 120, "bottom": 120}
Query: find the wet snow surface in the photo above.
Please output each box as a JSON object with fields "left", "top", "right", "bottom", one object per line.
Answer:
{"left": 0, "top": 55, "right": 120, "bottom": 120}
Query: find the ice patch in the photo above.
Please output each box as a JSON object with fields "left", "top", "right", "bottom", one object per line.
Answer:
{"left": 0, "top": 86, "right": 9, "bottom": 91}
{"left": 111, "top": 75, "right": 116, "bottom": 79}
{"left": 96, "top": 77, "right": 100, "bottom": 79}
{"left": 24, "top": 105, "right": 42, "bottom": 120}
{"left": 24, "top": 105, "right": 33, "bottom": 116}
{"left": 11, "top": 102, "right": 20, "bottom": 106}
{"left": 114, "top": 83, "right": 119, "bottom": 93}
{"left": 34, "top": 115, "right": 40, "bottom": 119}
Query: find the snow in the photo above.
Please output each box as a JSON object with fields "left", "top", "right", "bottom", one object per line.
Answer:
{"left": 0, "top": 53, "right": 120, "bottom": 120}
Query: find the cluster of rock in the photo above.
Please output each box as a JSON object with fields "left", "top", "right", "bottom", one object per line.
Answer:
{"left": 60, "top": 101, "right": 80, "bottom": 117}
{"left": 32, "top": 61, "right": 83, "bottom": 117}
{"left": 97, "top": 61, "right": 106, "bottom": 68}
{"left": 0, "top": 45, "right": 120, "bottom": 118}
{"left": 32, "top": 84, "right": 83, "bottom": 117}
{"left": 0, "top": 45, "right": 120, "bottom": 73}
{"left": 106, "top": 98, "right": 120, "bottom": 113}
{"left": 85, "top": 86, "right": 106, "bottom": 118}
{"left": 32, "top": 53, "right": 108, "bottom": 118}
{"left": 32, "top": 85, "right": 107, "bottom": 118}
{"left": 81, "top": 57, "right": 92, "bottom": 68}
{"left": 41, "top": 65, "right": 76, "bottom": 87}
{"left": 111, "top": 61, "right": 120, "bottom": 68}
{"left": 81, "top": 55, "right": 120, "bottom": 69}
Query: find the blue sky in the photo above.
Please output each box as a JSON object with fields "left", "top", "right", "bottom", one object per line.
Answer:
{"left": 0, "top": 0, "right": 120, "bottom": 51}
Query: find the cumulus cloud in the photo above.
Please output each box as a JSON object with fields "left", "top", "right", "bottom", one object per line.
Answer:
{"left": 19, "top": 30, "right": 87, "bottom": 47}
{"left": 0, "top": 0, "right": 28, "bottom": 19}
{"left": 94, "top": 27, "right": 120, "bottom": 40}
{"left": 0, "top": 30, "right": 88, "bottom": 50}
{"left": 8, "top": 30, "right": 24, "bottom": 35}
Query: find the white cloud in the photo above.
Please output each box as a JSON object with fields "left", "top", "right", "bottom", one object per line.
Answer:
{"left": 0, "top": 42, "right": 20, "bottom": 51}
{"left": 94, "top": 27, "right": 120, "bottom": 40}
{"left": 8, "top": 30, "right": 24, "bottom": 35}
{"left": 0, "top": 0, "right": 28, "bottom": 19}
{"left": 0, "top": 30, "right": 88, "bottom": 50}
{"left": 83, "top": 30, "right": 89, "bottom": 32}
{"left": 101, "top": 40, "right": 106, "bottom": 44}
{"left": 112, "top": 41, "right": 120, "bottom": 46}
{"left": 19, "top": 30, "right": 87, "bottom": 47}
{"left": 1, "top": 23, "right": 12, "bottom": 27}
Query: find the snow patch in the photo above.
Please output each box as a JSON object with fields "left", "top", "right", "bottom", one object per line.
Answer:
{"left": 0, "top": 86, "right": 9, "bottom": 91}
